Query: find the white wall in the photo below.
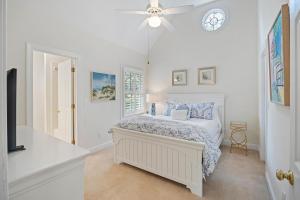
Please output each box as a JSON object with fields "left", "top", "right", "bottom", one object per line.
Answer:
{"left": 7, "top": 0, "right": 146, "bottom": 149}
{"left": 0, "top": 0, "right": 8, "bottom": 198}
{"left": 258, "top": 0, "right": 291, "bottom": 199}
{"left": 148, "top": 0, "right": 259, "bottom": 145}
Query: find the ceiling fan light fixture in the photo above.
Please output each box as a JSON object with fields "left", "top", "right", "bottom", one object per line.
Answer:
{"left": 148, "top": 16, "right": 161, "bottom": 28}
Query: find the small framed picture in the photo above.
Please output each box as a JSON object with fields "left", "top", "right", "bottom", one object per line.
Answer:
{"left": 198, "top": 67, "right": 216, "bottom": 85}
{"left": 172, "top": 70, "right": 187, "bottom": 86}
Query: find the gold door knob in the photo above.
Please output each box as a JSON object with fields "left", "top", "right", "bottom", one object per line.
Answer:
{"left": 276, "top": 169, "right": 294, "bottom": 186}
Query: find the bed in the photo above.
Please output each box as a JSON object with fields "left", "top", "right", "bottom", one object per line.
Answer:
{"left": 111, "top": 93, "right": 225, "bottom": 197}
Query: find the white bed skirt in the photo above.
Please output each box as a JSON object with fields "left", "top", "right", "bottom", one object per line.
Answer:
{"left": 111, "top": 127, "right": 204, "bottom": 197}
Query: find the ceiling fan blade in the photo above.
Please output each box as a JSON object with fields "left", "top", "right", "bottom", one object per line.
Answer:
{"left": 193, "top": 0, "right": 217, "bottom": 6}
{"left": 162, "top": 5, "right": 194, "bottom": 15}
{"left": 116, "top": 10, "right": 148, "bottom": 15}
{"left": 138, "top": 19, "right": 149, "bottom": 31}
{"left": 161, "top": 17, "right": 175, "bottom": 32}
{"left": 150, "top": 0, "right": 159, "bottom": 7}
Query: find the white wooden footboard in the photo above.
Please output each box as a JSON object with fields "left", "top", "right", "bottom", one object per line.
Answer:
{"left": 111, "top": 127, "right": 204, "bottom": 197}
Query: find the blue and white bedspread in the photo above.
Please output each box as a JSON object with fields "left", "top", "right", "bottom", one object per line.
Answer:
{"left": 117, "top": 115, "right": 221, "bottom": 176}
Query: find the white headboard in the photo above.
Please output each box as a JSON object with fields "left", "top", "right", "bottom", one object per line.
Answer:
{"left": 167, "top": 93, "right": 225, "bottom": 134}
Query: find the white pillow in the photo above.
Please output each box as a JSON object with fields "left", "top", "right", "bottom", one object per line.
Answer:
{"left": 171, "top": 109, "right": 188, "bottom": 121}
{"left": 213, "top": 105, "right": 222, "bottom": 127}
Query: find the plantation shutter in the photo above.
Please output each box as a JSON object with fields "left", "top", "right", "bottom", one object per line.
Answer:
{"left": 123, "top": 68, "right": 145, "bottom": 116}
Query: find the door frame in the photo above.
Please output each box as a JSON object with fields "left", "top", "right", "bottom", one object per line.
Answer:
{"left": 26, "top": 43, "right": 79, "bottom": 144}
{"left": 259, "top": 45, "right": 269, "bottom": 161}
{"left": 0, "top": 0, "right": 8, "bottom": 199}
{"left": 290, "top": 0, "right": 300, "bottom": 165}
{"left": 290, "top": 0, "right": 300, "bottom": 199}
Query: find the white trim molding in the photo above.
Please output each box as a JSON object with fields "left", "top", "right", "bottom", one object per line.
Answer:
{"left": 88, "top": 141, "right": 113, "bottom": 154}
{"left": 265, "top": 166, "right": 276, "bottom": 200}
{"left": 258, "top": 44, "right": 269, "bottom": 161}
{"left": 222, "top": 139, "right": 259, "bottom": 151}
{"left": 0, "top": 0, "right": 8, "bottom": 199}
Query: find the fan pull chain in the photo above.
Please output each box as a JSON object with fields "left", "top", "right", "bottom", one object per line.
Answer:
{"left": 147, "top": 28, "right": 150, "bottom": 65}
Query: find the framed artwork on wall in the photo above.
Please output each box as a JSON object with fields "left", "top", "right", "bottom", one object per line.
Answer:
{"left": 172, "top": 70, "right": 187, "bottom": 86}
{"left": 91, "top": 72, "right": 116, "bottom": 101}
{"left": 198, "top": 67, "right": 216, "bottom": 85}
{"left": 268, "top": 4, "right": 290, "bottom": 106}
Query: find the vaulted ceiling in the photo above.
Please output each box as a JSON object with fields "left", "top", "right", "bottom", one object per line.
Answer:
{"left": 60, "top": 0, "right": 217, "bottom": 55}
{"left": 18, "top": 0, "right": 216, "bottom": 55}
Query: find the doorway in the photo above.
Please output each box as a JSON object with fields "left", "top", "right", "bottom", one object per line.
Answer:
{"left": 32, "top": 51, "right": 77, "bottom": 144}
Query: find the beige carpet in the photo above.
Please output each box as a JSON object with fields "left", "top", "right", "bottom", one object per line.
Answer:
{"left": 84, "top": 146, "right": 270, "bottom": 200}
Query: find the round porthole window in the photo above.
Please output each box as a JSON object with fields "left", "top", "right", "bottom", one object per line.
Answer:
{"left": 202, "top": 9, "right": 226, "bottom": 32}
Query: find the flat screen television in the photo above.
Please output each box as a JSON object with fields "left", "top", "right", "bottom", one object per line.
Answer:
{"left": 7, "top": 68, "right": 25, "bottom": 153}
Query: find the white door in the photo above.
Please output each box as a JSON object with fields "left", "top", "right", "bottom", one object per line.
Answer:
{"left": 55, "top": 59, "right": 72, "bottom": 143}
{"left": 289, "top": 1, "right": 300, "bottom": 199}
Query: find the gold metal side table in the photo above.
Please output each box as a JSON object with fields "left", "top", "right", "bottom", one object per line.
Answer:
{"left": 230, "top": 121, "right": 247, "bottom": 155}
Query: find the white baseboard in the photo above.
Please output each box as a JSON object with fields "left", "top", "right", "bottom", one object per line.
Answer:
{"left": 88, "top": 141, "right": 113, "bottom": 154}
{"left": 222, "top": 139, "right": 259, "bottom": 151}
{"left": 265, "top": 166, "right": 276, "bottom": 200}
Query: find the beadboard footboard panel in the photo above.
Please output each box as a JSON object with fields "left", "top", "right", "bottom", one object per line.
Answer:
{"left": 111, "top": 127, "right": 204, "bottom": 197}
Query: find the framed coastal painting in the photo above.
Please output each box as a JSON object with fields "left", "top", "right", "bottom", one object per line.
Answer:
{"left": 268, "top": 4, "right": 290, "bottom": 106}
{"left": 91, "top": 72, "right": 116, "bottom": 101}
{"left": 198, "top": 67, "right": 216, "bottom": 85}
{"left": 172, "top": 70, "right": 187, "bottom": 86}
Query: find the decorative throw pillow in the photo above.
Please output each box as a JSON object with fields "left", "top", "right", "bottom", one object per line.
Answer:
{"left": 163, "top": 102, "right": 176, "bottom": 116}
{"left": 171, "top": 109, "right": 188, "bottom": 121}
{"left": 175, "top": 103, "right": 191, "bottom": 119}
{"left": 190, "top": 102, "right": 215, "bottom": 120}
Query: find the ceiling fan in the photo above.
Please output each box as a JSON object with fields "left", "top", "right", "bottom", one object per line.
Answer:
{"left": 117, "top": 0, "right": 194, "bottom": 31}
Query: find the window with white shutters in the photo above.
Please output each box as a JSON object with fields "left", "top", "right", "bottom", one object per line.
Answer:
{"left": 123, "top": 67, "right": 145, "bottom": 116}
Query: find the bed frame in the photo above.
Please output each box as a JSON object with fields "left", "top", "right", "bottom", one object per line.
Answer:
{"left": 111, "top": 93, "right": 225, "bottom": 197}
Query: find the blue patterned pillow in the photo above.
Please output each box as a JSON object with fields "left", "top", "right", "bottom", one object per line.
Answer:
{"left": 190, "top": 103, "right": 215, "bottom": 120}
{"left": 163, "top": 102, "right": 176, "bottom": 116}
{"left": 176, "top": 103, "right": 191, "bottom": 119}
